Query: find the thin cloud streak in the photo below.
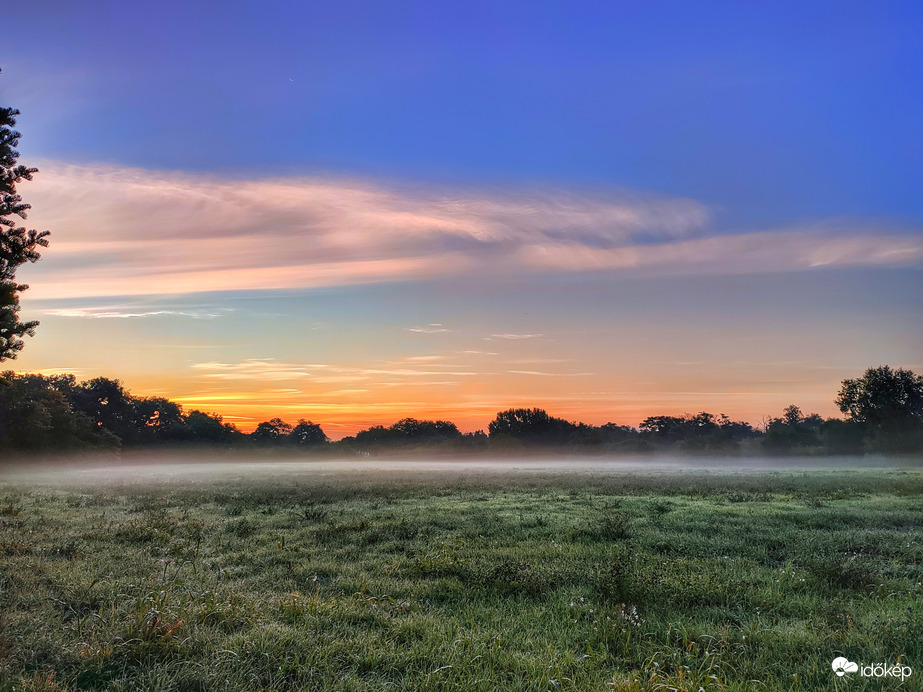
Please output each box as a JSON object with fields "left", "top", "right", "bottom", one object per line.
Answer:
{"left": 507, "top": 370, "right": 594, "bottom": 377}
{"left": 19, "top": 162, "right": 923, "bottom": 300}
{"left": 516, "top": 232, "right": 923, "bottom": 274}
{"left": 406, "top": 324, "right": 452, "bottom": 334}
{"left": 488, "top": 333, "right": 544, "bottom": 340}
{"left": 189, "top": 359, "right": 483, "bottom": 384}
{"left": 29, "top": 367, "right": 85, "bottom": 376}
{"left": 43, "top": 307, "right": 231, "bottom": 319}
{"left": 190, "top": 359, "right": 328, "bottom": 380}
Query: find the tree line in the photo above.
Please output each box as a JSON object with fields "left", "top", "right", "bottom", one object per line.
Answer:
{"left": 1, "top": 366, "right": 921, "bottom": 457}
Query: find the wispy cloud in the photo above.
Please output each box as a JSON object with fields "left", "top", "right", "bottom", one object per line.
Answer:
{"left": 189, "top": 359, "right": 481, "bottom": 384}
{"left": 354, "top": 368, "right": 478, "bottom": 377}
{"left": 407, "top": 324, "right": 452, "bottom": 334}
{"left": 190, "top": 359, "right": 327, "bottom": 380}
{"left": 376, "top": 381, "right": 461, "bottom": 387}
{"left": 20, "top": 161, "right": 923, "bottom": 300}
{"left": 507, "top": 370, "right": 594, "bottom": 377}
{"left": 515, "top": 230, "right": 923, "bottom": 274}
{"left": 43, "top": 306, "right": 231, "bottom": 319}
{"left": 27, "top": 367, "right": 85, "bottom": 376}
{"left": 488, "top": 333, "right": 544, "bottom": 340}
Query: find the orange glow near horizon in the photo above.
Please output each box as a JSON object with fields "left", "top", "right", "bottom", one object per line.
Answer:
{"left": 22, "top": 359, "right": 853, "bottom": 439}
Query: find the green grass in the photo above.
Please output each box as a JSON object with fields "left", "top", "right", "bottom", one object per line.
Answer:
{"left": 0, "top": 466, "right": 921, "bottom": 691}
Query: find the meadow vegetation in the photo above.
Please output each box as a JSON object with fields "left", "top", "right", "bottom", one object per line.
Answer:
{"left": 0, "top": 466, "right": 920, "bottom": 691}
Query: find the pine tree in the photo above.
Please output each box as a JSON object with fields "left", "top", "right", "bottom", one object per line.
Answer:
{"left": 1, "top": 69, "right": 50, "bottom": 361}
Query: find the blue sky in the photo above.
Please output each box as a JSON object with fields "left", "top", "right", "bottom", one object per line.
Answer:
{"left": 9, "top": 0, "right": 923, "bottom": 226}
{"left": 4, "top": 0, "right": 922, "bottom": 433}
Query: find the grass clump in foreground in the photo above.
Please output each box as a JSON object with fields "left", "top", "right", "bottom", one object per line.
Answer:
{"left": 0, "top": 468, "right": 921, "bottom": 691}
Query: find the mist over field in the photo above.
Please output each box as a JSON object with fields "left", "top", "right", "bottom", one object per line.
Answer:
{"left": 1, "top": 452, "right": 917, "bottom": 488}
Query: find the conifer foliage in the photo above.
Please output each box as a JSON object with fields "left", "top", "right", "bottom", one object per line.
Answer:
{"left": 1, "top": 68, "right": 50, "bottom": 362}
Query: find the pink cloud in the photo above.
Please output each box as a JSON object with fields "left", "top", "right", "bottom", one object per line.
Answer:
{"left": 17, "top": 161, "right": 923, "bottom": 300}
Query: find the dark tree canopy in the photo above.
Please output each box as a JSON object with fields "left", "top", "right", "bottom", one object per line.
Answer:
{"left": 67, "top": 378, "right": 140, "bottom": 444}
{"left": 353, "top": 417, "right": 460, "bottom": 449}
{"left": 0, "top": 372, "right": 119, "bottom": 451}
{"left": 640, "top": 412, "right": 756, "bottom": 451}
{"left": 0, "top": 372, "right": 249, "bottom": 451}
{"left": 836, "top": 366, "right": 923, "bottom": 450}
{"left": 763, "top": 405, "right": 824, "bottom": 451}
{"left": 487, "top": 408, "right": 577, "bottom": 445}
{"left": 184, "top": 410, "right": 242, "bottom": 444}
{"left": 1, "top": 73, "right": 50, "bottom": 362}
{"left": 389, "top": 417, "right": 460, "bottom": 441}
{"left": 836, "top": 366, "right": 923, "bottom": 428}
{"left": 291, "top": 419, "right": 328, "bottom": 447}
{"left": 252, "top": 417, "right": 294, "bottom": 444}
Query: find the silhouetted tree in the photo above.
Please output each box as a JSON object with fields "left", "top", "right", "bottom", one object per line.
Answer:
{"left": 640, "top": 412, "right": 754, "bottom": 451}
{"left": 390, "top": 417, "right": 460, "bottom": 441}
{"left": 353, "top": 417, "right": 461, "bottom": 451}
{"left": 353, "top": 425, "right": 391, "bottom": 447}
{"left": 0, "top": 372, "right": 118, "bottom": 451}
{"left": 566, "top": 422, "right": 641, "bottom": 450}
{"left": 1, "top": 72, "right": 50, "bottom": 362}
{"left": 252, "top": 417, "right": 293, "bottom": 444}
{"left": 714, "top": 414, "right": 758, "bottom": 442}
{"left": 487, "top": 408, "right": 576, "bottom": 445}
{"left": 56, "top": 377, "right": 194, "bottom": 445}
{"left": 763, "top": 405, "right": 823, "bottom": 452}
{"left": 782, "top": 405, "right": 803, "bottom": 427}
{"left": 836, "top": 366, "right": 923, "bottom": 451}
{"left": 819, "top": 418, "right": 865, "bottom": 455}
{"left": 456, "top": 430, "right": 489, "bottom": 451}
{"left": 290, "top": 419, "right": 328, "bottom": 447}
{"left": 185, "top": 410, "right": 242, "bottom": 444}
{"left": 640, "top": 412, "right": 717, "bottom": 444}
{"left": 597, "top": 422, "right": 637, "bottom": 440}
{"left": 134, "top": 397, "right": 187, "bottom": 443}
{"left": 67, "top": 378, "right": 141, "bottom": 443}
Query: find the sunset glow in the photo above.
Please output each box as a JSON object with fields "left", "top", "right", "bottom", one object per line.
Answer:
{"left": 5, "top": 1, "right": 922, "bottom": 436}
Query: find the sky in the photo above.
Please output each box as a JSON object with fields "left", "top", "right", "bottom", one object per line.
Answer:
{"left": 3, "top": 0, "right": 922, "bottom": 436}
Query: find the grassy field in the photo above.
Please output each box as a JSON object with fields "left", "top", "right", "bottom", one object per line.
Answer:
{"left": 0, "top": 462, "right": 921, "bottom": 691}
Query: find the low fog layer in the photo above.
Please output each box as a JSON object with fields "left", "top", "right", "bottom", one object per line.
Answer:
{"left": 0, "top": 453, "right": 913, "bottom": 488}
